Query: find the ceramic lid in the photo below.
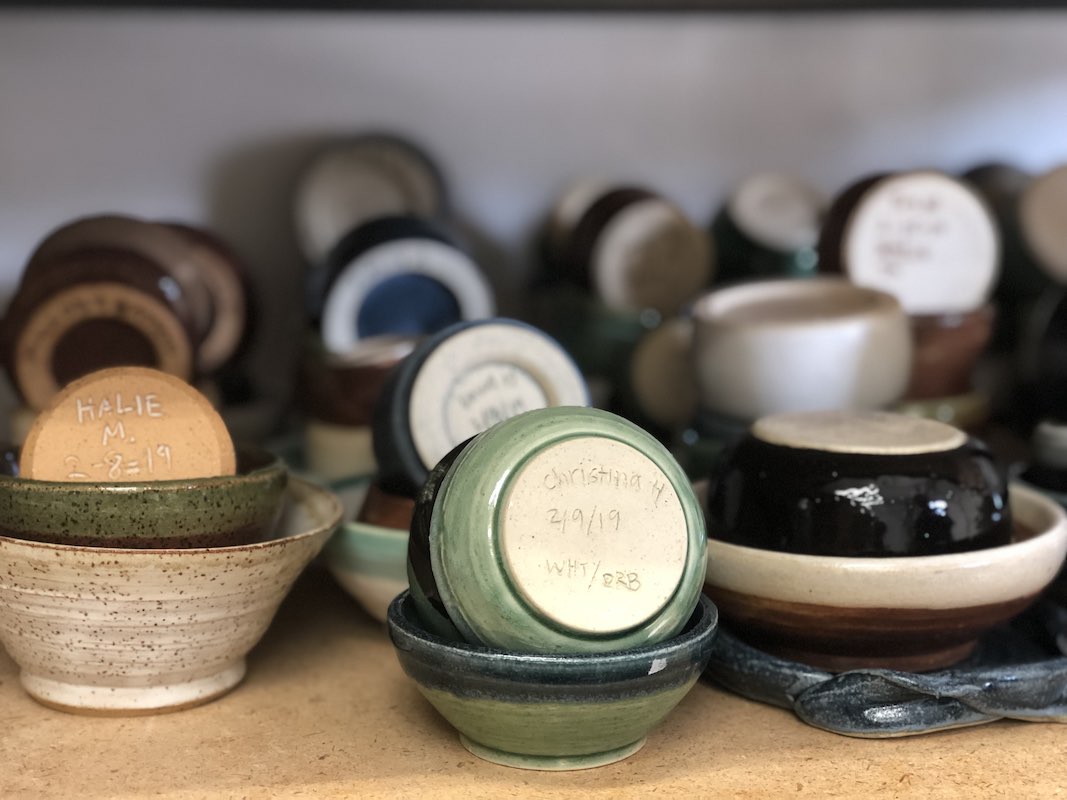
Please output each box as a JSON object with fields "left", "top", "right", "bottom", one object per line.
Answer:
{"left": 1019, "top": 164, "right": 1067, "bottom": 282}
{"left": 373, "top": 318, "right": 589, "bottom": 496}
{"left": 1, "top": 250, "right": 198, "bottom": 410}
{"left": 837, "top": 171, "right": 999, "bottom": 314}
{"left": 26, "top": 214, "right": 215, "bottom": 346}
{"left": 420, "top": 406, "right": 707, "bottom": 653}
{"left": 294, "top": 134, "right": 446, "bottom": 264}
{"left": 627, "top": 317, "right": 699, "bottom": 431}
{"left": 165, "top": 223, "right": 249, "bottom": 373}
{"left": 560, "top": 187, "right": 711, "bottom": 316}
{"left": 316, "top": 216, "right": 494, "bottom": 354}
{"left": 543, "top": 179, "right": 611, "bottom": 266}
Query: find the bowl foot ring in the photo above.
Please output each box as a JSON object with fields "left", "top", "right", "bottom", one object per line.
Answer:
{"left": 20, "top": 660, "right": 247, "bottom": 716}
{"left": 458, "top": 735, "right": 646, "bottom": 771}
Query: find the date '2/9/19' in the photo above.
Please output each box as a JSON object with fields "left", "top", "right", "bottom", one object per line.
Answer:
{"left": 547, "top": 507, "right": 621, "bottom": 535}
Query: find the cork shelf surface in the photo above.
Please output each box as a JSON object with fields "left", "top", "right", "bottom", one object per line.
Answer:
{"left": 3, "top": 566, "right": 1065, "bottom": 799}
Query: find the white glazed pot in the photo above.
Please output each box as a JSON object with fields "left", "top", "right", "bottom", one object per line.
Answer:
{"left": 691, "top": 277, "right": 912, "bottom": 420}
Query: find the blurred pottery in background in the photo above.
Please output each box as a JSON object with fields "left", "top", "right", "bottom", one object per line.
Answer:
{"left": 372, "top": 318, "right": 589, "bottom": 497}
{"left": 544, "top": 181, "right": 714, "bottom": 316}
{"left": 293, "top": 133, "right": 447, "bottom": 266}
{"left": 817, "top": 170, "right": 999, "bottom": 317}
{"left": 711, "top": 172, "right": 824, "bottom": 283}
{"left": 691, "top": 278, "right": 911, "bottom": 420}
{"left": 300, "top": 335, "right": 416, "bottom": 481}
{"left": 905, "top": 304, "right": 995, "bottom": 400}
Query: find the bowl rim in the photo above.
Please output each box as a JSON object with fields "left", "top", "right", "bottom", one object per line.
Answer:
{"left": 0, "top": 446, "right": 284, "bottom": 493}
{"left": 704, "top": 481, "right": 1067, "bottom": 609}
{"left": 338, "top": 518, "right": 409, "bottom": 539}
{"left": 0, "top": 475, "right": 341, "bottom": 556}
{"left": 388, "top": 590, "right": 718, "bottom": 671}
{"left": 691, "top": 276, "right": 903, "bottom": 331}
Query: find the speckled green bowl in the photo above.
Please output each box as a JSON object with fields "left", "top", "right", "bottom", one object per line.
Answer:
{"left": 389, "top": 590, "right": 718, "bottom": 771}
{"left": 0, "top": 448, "right": 287, "bottom": 548}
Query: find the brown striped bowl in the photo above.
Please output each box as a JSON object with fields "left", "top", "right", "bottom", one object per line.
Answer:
{"left": 703, "top": 482, "right": 1067, "bottom": 672}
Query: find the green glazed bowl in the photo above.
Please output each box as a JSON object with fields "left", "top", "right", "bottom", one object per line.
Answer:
{"left": 325, "top": 519, "right": 409, "bottom": 623}
{"left": 0, "top": 448, "right": 287, "bottom": 548}
{"left": 409, "top": 406, "right": 709, "bottom": 654}
{"left": 389, "top": 590, "right": 718, "bottom": 771}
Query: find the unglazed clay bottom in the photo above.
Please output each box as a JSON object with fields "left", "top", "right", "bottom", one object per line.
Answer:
{"left": 459, "top": 734, "right": 647, "bottom": 771}
{"left": 0, "top": 478, "right": 340, "bottom": 715}
{"left": 21, "top": 663, "right": 247, "bottom": 715}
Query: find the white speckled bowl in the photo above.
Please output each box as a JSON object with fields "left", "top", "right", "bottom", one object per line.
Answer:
{"left": 0, "top": 477, "right": 341, "bottom": 715}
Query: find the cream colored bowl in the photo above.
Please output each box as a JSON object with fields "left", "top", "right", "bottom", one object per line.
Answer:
{"left": 704, "top": 482, "right": 1067, "bottom": 672}
{"left": 0, "top": 478, "right": 341, "bottom": 714}
{"left": 691, "top": 277, "right": 911, "bottom": 420}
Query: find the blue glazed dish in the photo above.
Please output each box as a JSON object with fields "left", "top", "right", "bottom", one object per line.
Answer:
{"left": 388, "top": 591, "right": 718, "bottom": 771}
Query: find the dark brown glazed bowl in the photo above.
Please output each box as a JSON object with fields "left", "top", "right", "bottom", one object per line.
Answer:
{"left": 300, "top": 335, "right": 417, "bottom": 427}
{"left": 0, "top": 448, "right": 287, "bottom": 548}
{"left": 704, "top": 482, "right": 1067, "bottom": 672}
{"left": 706, "top": 414, "right": 1011, "bottom": 558}
{"left": 905, "top": 304, "right": 995, "bottom": 400}
{"left": 356, "top": 479, "right": 416, "bottom": 530}
{"left": 0, "top": 248, "right": 200, "bottom": 409}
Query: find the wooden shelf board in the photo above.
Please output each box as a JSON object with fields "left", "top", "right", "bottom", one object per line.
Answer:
{"left": 3, "top": 566, "right": 1066, "bottom": 799}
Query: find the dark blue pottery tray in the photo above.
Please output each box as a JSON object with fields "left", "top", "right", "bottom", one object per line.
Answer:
{"left": 702, "top": 598, "right": 1067, "bottom": 737}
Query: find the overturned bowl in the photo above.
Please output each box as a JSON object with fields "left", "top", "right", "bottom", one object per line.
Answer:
{"left": 0, "top": 448, "right": 287, "bottom": 548}
{"left": 388, "top": 590, "right": 717, "bottom": 771}
{"left": 704, "top": 482, "right": 1067, "bottom": 672}
{"left": 0, "top": 477, "right": 341, "bottom": 714}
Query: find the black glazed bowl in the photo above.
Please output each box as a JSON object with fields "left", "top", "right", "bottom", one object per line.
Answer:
{"left": 707, "top": 410, "right": 1011, "bottom": 557}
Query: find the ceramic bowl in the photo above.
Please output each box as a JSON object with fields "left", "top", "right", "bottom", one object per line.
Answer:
{"left": 0, "top": 448, "right": 287, "bottom": 548}
{"left": 704, "top": 481, "right": 1067, "bottom": 672}
{"left": 388, "top": 590, "right": 718, "bottom": 771}
{"left": 706, "top": 411, "right": 1011, "bottom": 557}
{"left": 691, "top": 277, "right": 912, "bottom": 420}
{"left": 323, "top": 480, "right": 414, "bottom": 623}
{"left": 905, "top": 304, "right": 995, "bottom": 400}
{"left": 0, "top": 477, "right": 341, "bottom": 714}
{"left": 325, "top": 519, "right": 409, "bottom": 624}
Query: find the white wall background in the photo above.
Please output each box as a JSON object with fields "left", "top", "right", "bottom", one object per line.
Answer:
{"left": 2, "top": 10, "right": 1066, "bottom": 432}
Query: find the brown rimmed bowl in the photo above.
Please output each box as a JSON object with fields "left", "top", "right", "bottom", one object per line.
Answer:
{"left": 703, "top": 482, "right": 1067, "bottom": 672}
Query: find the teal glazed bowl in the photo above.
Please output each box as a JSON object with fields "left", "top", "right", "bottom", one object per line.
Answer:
{"left": 0, "top": 448, "right": 287, "bottom": 548}
{"left": 389, "top": 590, "right": 718, "bottom": 771}
{"left": 325, "top": 520, "right": 409, "bottom": 623}
{"left": 408, "top": 406, "right": 709, "bottom": 654}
